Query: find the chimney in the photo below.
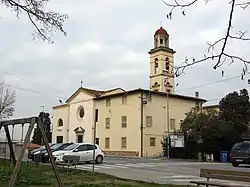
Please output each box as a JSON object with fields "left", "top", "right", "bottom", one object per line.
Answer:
{"left": 195, "top": 91, "right": 199, "bottom": 98}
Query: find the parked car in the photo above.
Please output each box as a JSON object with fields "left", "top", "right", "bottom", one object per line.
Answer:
{"left": 46, "top": 143, "right": 104, "bottom": 164}
{"left": 31, "top": 143, "right": 54, "bottom": 161}
{"left": 28, "top": 145, "right": 45, "bottom": 160}
{"left": 230, "top": 140, "right": 250, "bottom": 167}
{"left": 40, "top": 143, "right": 74, "bottom": 162}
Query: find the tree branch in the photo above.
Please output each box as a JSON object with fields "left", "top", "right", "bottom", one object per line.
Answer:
{"left": 213, "top": 0, "right": 235, "bottom": 69}
{"left": 2, "top": 0, "right": 68, "bottom": 43}
{"left": 235, "top": 1, "right": 250, "bottom": 9}
{"left": 163, "top": 0, "right": 250, "bottom": 79}
{"left": 0, "top": 83, "right": 16, "bottom": 119}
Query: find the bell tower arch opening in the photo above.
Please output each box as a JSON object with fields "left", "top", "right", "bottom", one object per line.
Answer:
{"left": 149, "top": 27, "right": 176, "bottom": 93}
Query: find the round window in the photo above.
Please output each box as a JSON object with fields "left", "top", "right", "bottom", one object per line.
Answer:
{"left": 78, "top": 106, "right": 85, "bottom": 118}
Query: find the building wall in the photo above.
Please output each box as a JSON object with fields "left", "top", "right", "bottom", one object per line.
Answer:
{"left": 0, "top": 142, "right": 29, "bottom": 161}
{"left": 52, "top": 106, "right": 69, "bottom": 143}
{"left": 95, "top": 93, "right": 141, "bottom": 156}
{"left": 68, "top": 92, "right": 95, "bottom": 143}
{"left": 143, "top": 93, "right": 198, "bottom": 157}
{"left": 203, "top": 105, "right": 220, "bottom": 114}
{"left": 52, "top": 91, "right": 95, "bottom": 144}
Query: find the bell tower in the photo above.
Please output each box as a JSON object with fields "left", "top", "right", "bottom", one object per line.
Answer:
{"left": 148, "top": 27, "right": 175, "bottom": 93}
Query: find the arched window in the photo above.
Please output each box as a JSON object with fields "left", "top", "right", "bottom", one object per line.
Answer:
{"left": 155, "top": 58, "right": 159, "bottom": 73}
{"left": 58, "top": 118, "right": 63, "bottom": 127}
{"left": 165, "top": 57, "right": 169, "bottom": 71}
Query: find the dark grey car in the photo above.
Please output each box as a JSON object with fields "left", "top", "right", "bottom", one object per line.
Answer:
{"left": 230, "top": 141, "right": 250, "bottom": 167}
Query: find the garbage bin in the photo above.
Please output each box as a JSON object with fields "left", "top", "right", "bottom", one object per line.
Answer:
{"left": 220, "top": 151, "right": 228, "bottom": 163}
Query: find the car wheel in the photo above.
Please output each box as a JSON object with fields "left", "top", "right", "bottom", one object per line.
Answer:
{"left": 232, "top": 162, "right": 239, "bottom": 167}
{"left": 95, "top": 155, "right": 103, "bottom": 164}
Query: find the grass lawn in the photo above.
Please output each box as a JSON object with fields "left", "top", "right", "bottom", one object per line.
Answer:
{"left": 0, "top": 161, "right": 184, "bottom": 187}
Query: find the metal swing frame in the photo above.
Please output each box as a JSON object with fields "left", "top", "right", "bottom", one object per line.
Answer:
{"left": 0, "top": 116, "right": 63, "bottom": 187}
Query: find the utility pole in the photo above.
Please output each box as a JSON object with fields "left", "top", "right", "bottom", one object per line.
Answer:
{"left": 92, "top": 109, "right": 98, "bottom": 172}
{"left": 163, "top": 69, "right": 170, "bottom": 159}
{"left": 140, "top": 91, "right": 144, "bottom": 157}
{"left": 41, "top": 106, "right": 45, "bottom": 145}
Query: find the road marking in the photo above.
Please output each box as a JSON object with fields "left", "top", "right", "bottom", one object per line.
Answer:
{"left": 76, "top": 165, "right": 100, "bottom": 170}
{"left": 170, "top": 179, "right": 205, "bottom": 182}
{"left": 75, "top": 162, "right": 160, "bottom": 170}
{"left": 160, "top": 175, "right": 200, "bottom": 179}
{"left": 74, "top": 161, "right": 226, "bottom": 171}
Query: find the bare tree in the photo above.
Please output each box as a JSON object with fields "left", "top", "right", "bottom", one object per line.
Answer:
{"left": 1, "top": 0, "right": 68, "bottom": 43}
{"left": 0, "top": 82, "right": 16, "bottom": 120}
{"left": 162, "top": 0, "right": 250, "bottom": 78}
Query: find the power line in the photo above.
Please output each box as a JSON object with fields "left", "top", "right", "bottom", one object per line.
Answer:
{"left": 0, "top": 69, "right": 66, "bottom": 97}
{"left": 1, "top": 68, "right": 249, "bottom": 106}
{"left": 176, "top": 75, "right": 246, "bottom": 93}
{"left": 2, "top": 82, "right": 67, "bottom": 100}
{"left": 1, "top": 67, "right": 248, "bottom": 99}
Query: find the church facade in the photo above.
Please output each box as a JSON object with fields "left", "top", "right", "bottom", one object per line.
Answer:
{"left": 51, "top": 27, "right": 207, "bottom": 157}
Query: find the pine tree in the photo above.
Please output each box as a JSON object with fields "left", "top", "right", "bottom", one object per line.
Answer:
{"left": 32, "top": 112, "right": 52, "bottom": 145}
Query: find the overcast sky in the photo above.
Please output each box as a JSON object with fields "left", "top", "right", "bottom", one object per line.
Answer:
{"left": 1, "top": 0, "right": 250, "bottom": 126}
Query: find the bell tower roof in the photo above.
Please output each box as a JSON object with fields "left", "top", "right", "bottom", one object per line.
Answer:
{"left": 155, "top": 27, "right": 169, "bottom": 36}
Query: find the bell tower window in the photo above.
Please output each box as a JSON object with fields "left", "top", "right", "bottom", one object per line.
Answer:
{"left": 155, "top": 38, "right": 158, "bottom": 48}
{"left": 160, "top": 39, "right": 163, "bottom": 44}
{"left": 154, "top": 58, "right": 159, "bottom": 74}
{"left": 165, "top": 57, "right": 170, "bottom": 71}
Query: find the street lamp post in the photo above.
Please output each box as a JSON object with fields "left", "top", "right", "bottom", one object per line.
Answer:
{"left": 163, "top": 69, "right": 170, "bottom": 159}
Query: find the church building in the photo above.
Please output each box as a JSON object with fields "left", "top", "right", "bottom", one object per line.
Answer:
{"left": 51, "top": 27, "right": 206, "bottom": 157}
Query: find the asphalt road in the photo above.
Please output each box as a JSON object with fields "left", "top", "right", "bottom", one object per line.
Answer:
{"left": 74, "top": 156, "right": 250, "bottom": 186}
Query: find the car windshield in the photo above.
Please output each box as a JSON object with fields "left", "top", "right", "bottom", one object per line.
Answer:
{"left": 63, "top": 144, "right": 78, "bottom": 151}
{"left": 50, "top": 143, "right": 63, "bottom": 149}
{"left": 39, "top": 145, "right": 46, "bottom": 150}
{"left": 232, "top": 143, "right": 241, "bottom": 150}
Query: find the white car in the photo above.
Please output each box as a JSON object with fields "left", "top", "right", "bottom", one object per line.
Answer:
{"left": 47, "top": 143, "right": 104, "bottom": 164}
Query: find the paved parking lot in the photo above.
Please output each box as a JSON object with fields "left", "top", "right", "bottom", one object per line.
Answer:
{"left": 74, "top": 157, "right": 250, "bottom": 186}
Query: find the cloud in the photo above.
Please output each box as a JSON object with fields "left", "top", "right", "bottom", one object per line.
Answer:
{"left": 0, "top": 0, "right": 249, "bottom": 126}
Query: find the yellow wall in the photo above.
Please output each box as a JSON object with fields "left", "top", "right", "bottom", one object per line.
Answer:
{"left": 143, "top": 93, "right": 197, "bottom": 157}
{"left": 95, "top": 91, "right": 200, "bottom": 157}
{"left": 203, "top": 105, "right": 219, "bottom": 114}
{"left": 52, "top": 91, "right": 95, "bottom": 144}
{"left": 95, "top": 93, "right": 141, "bottom": 156}
{"left": 52, "top": 88, "right": 203, "bottom": 157}
{"left": 52, "top": 105, "right": 69, "bottom": 143}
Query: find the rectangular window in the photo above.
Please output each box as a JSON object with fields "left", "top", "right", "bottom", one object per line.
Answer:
{"left": 150, "top": 137, "right": 156, "bottom": 146}
{"left": 146, "top": 116, "right": 153, "bottom": 127}
{"left": 122, "top": 96, "right": 127, "bottom": 104}
{"left": 106, "top": 99, "right": 111, "bottom": 107}
{"left": 170, "top": 118, "right": 175, "bottom": 130}
{"left": 105, "top": 118, "right": 110, "bottom": 129}
{"left": 105, "top": 138, "right": 110, "bottom": 149}
{"left": 122, "top": 116, "right": 127, "bottom": 128}
{"left": 56, "top": 136, "right": 63, "bottom": 143}
{"left": 121, "top": 137, "right": 127, "bottom": 149}
{"left": 95, "top": 138, "right": 99, "bottom": 145}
